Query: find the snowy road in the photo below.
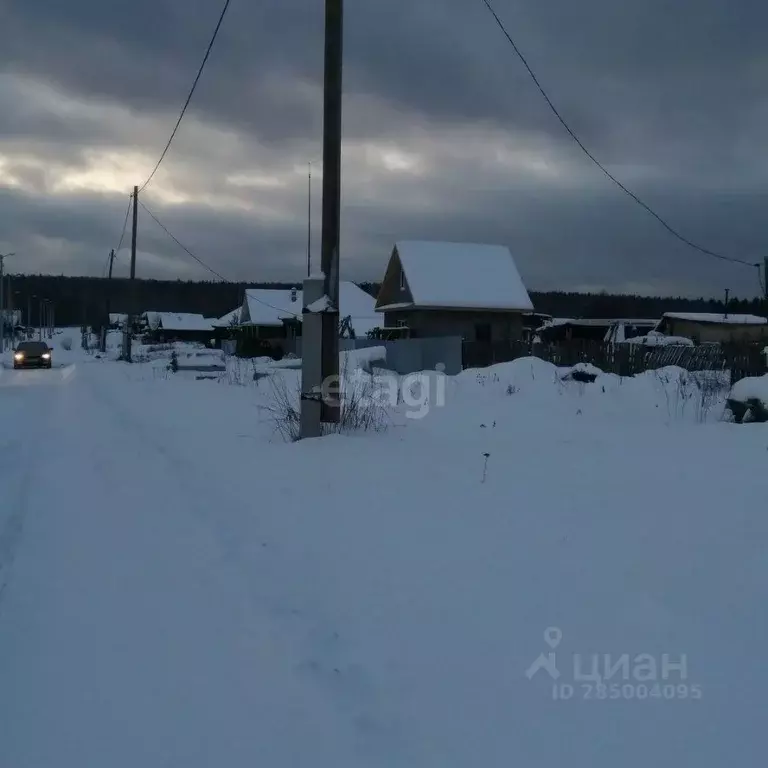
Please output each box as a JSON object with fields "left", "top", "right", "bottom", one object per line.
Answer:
{"left": 0, "top": 364, "right": 366, "bottom": 767}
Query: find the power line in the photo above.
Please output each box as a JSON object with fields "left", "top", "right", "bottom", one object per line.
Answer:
{"left": 114, "top": 195, "right": 133, "bottom": 256}
{"left": 139, "top": 200, "right": 302, "bottom": 318}
{"left": 138, "top": 0, "right": 232, "bottom": 193}
{"left": 139, "top": 201, "right": 228, "bottom": 281}
{"left": 478, "top": 0, "right": 760, "bottom": 269}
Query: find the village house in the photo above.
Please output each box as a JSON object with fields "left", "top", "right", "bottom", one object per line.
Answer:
{"left": 238, "top": 281, "right": 379, "bottom": 340}
{"left": 655, "top": 312, "right": 768, "bottom": 344}
{"left": 374, "top": 241, "right": 534, "bottom": 341}
{"left": 143, "top": 312, "right": 215, "bottom": 344}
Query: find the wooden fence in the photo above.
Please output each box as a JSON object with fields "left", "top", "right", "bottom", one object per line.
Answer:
{"left": 461, "top": 340, "right": 767, "bottom": 383}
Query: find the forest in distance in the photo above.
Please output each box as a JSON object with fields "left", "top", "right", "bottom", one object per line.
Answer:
{"left": 4, "top": 274, "right": 766, "bottom": 328}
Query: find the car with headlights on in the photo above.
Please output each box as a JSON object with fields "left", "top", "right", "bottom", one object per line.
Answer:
{"left": 13, "top": 340, "right": 53, "bottom": 369}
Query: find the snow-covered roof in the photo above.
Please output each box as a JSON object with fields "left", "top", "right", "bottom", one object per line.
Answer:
{"left": 620, "top": 331, "right": 695, "bottom": 347}
{"left": 537, "top": 317, "right": 657, "bottom": 334}
{"left": 661, "top": 312, "right": 767, "bottom": 325}
{"left": 212, "top": 307, "right": 241, "bottom": 328}
{"left": 145, "top": 312, "right": 214, "bottom": 332}
{"left": 379, "top": 241, "right": 533, "bottom": 312}
{"left": 541, "top": 317, "right": 656, "bottom": 328}
{"left": 242, "top": 282, "right": 379, "bottom": 336}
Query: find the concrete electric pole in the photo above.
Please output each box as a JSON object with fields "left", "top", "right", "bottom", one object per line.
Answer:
{"left": 764, "top": 257, "right": 768, "bottom": 304}
{"left": 101, "top": 249, "right": 115, "bottom": 353}
{"left": 300, "top": 0, "right": 343, "bottom": 438}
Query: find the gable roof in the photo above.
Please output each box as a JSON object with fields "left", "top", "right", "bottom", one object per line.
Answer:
{"left": 212, "top": 307, "right": 242, "bottom": 328}
{"left": 661, "top": 312, "right": 767, "bottom": 326}
{"left": 242, "top": 288, "right": 302, "bottom": 327}
{"left": 145, "top": 312, "right": 214, "bottom": 332}
{"left": 242, "top": 282, "right": 379, "bottom": 336}
{"left": 376, "top": 240, "right": 533, "bottom": 312}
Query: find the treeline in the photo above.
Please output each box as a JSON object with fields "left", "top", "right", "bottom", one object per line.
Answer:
{"left": 526, "top": 290, "right": 766, "bottom": 319}
{"left": 4, "top": 275, "right": 765, "bottom": 327}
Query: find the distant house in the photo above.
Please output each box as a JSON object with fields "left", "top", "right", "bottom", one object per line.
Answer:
{"left": 109, "top": 313, "right": 129, "bottom": 329}
{"left": 239, "top": 282, "right": 379, "bottom": 339}
{"left": 537, "top": 318, "right": 657, "bottom": 343}
{"left": 655, "top": 313, "right": 768, "bottom": 344}
{"left": 374, "top": 241, "right": 534, "bottom": 341}
{"left": 143, "top": 312, "right": 215, "bottom": 344}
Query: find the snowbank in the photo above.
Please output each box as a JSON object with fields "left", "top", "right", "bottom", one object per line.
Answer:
{"left": 730, "top": 374, "right": 768, "bottom": 403}
{"left": 727, "top": 374, "right": 768, "bottom": 422}
{"left": 560, "top": 362, "right": 603, "bottom": 381}
{"left": 452, "top": 358, "right": 730, "bottom": 426}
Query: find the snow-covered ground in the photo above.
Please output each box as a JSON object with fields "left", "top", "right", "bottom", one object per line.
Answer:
{"left": 1, "top": 339, "right": 766, "bottom": 767}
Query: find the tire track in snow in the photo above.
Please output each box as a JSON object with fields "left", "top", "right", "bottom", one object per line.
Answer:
{"left": 83, "top": 371, "right": 422, "bottom": 764}
{"left": 0, "top": 385, "right": 59, "bottom": 609}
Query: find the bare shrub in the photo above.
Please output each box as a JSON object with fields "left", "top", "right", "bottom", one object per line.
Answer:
{"left": 260, "top": 374, "right": 301, "bottom": 442}
{"left": 655, "top": 368, "right": 730, "bottom": 423}
{"left": 260, "top": 360, "right": 389, "bottom": 443}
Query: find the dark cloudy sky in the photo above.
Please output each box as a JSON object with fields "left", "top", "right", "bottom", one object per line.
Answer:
{"left": 1, "top": 0, "right": 766, "bottom": 297}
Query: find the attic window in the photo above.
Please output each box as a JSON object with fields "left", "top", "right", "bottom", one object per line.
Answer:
{"left": 399, "top": 269, "right": 405, "bottom": 290}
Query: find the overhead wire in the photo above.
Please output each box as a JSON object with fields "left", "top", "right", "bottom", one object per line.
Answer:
{"left": 113, "top": 195, "right": 133, "bottom": 256}
{"left": 477, "top": 0, "right": 761, "bottom": 270}
{"left": 137, "top": 0, "right": 232, "bottom": 193}
{"left": 139, "top": 201, "right": 228, "bottom": 281}
{"left": 139, "top": 200, "right": 302, "bottom": 317}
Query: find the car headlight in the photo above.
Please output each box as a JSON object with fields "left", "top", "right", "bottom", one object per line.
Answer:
{"left": 14, "top": 352, "right": 23, "bottom": 360}
{"left": 42, "top": 353, "right": 51, "bottom": 360}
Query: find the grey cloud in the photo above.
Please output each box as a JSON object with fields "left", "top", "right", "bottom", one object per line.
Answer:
{"left": 0, "top": 0, "right": 767, "bottom": 298}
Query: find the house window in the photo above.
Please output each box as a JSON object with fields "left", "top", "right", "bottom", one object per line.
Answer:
{"left": 396, "top": 319, "right": 408, "bottom": 328}
{"left": 399, "top": 269, "right": 405, "bottom": 291}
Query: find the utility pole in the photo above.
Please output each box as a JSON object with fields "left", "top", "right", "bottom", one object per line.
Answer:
{"left": 101, "top": 249, "right": 115, "bottom": 352}
{"left": 8, "top": 277, "right": 14, "bottom": 346}
{"left": 319, "top": 0, "right": 343, "bottom": 424}
{"left": 724, "top": 288, "right": 730, "bottom": 319}
{"left": 0, "top": 252, "right": 15, "bottom": 353}
{"left": 38, "top": 299, "right": 44, "bottom": 341}
{"left": 764, "top": 257, "right": 768, "bottom": 304}
{"left": 125, "top": 186, "right": 139, "bottom": 362}
{"left": 301, "top": 0, "right": 343, "bottom": 436}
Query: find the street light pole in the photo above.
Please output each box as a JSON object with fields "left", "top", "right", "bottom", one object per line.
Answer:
{"left": 306, "top": 159, "right": 322, "bottom": 277}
